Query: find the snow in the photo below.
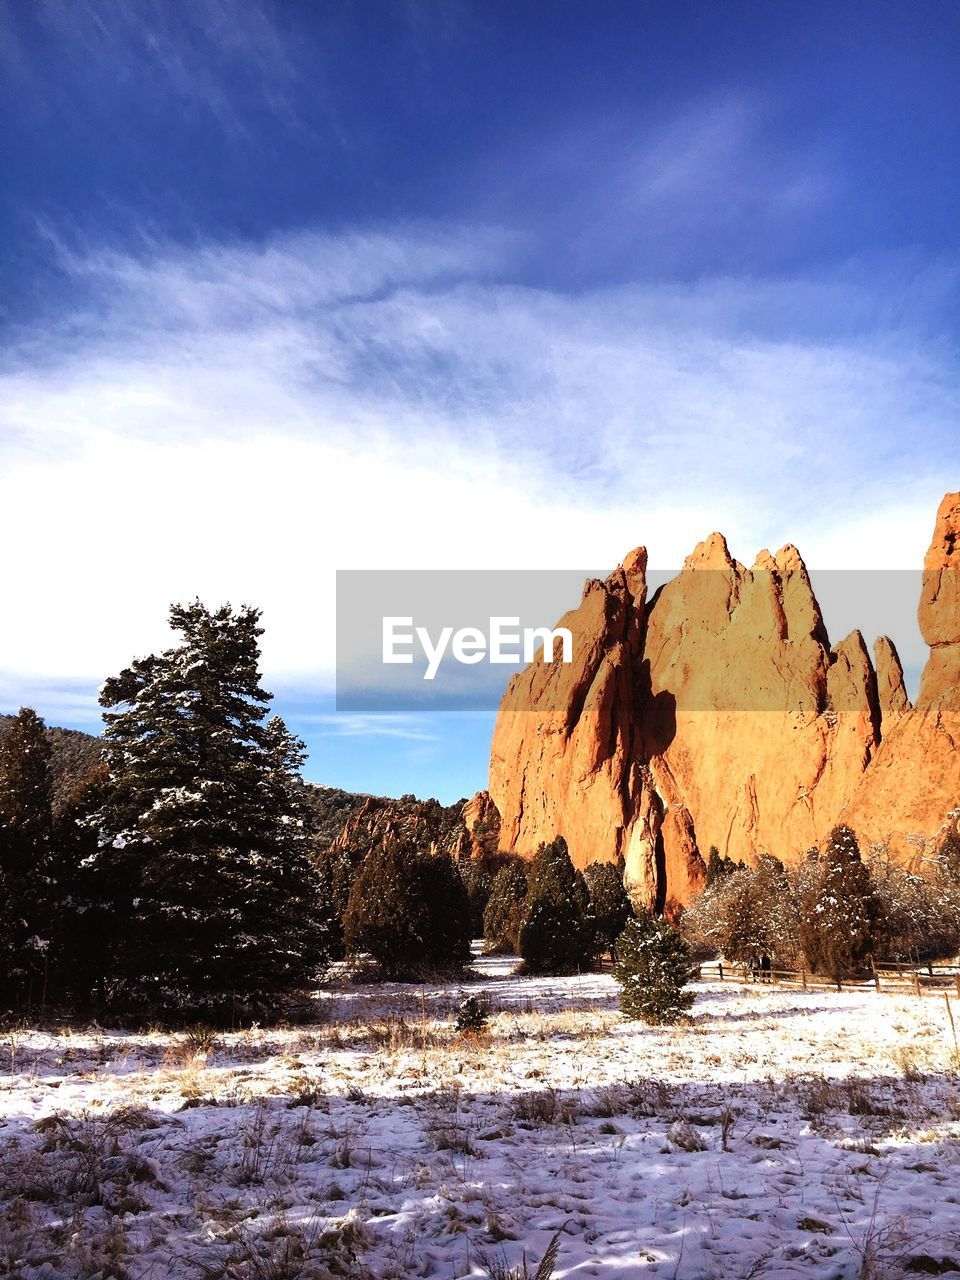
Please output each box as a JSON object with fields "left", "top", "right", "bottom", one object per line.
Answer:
{"left": 2, "top": 952, "right": 960, "bottom": 1277}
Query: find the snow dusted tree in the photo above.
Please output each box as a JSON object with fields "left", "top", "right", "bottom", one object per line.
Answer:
{"left": 937, "top": 821, "right": 960, "bottom": 894}
{"left": 343, "top": 838, "right": 471, "bottom": 977}
{"left": 684, "top": 853, "right": 793, "bottom": 966}
{"left": 458, "top": 855, "right": 493, "bottom": 938}
{"left": 518, "top": 836, "right": 597, "bottom": 974}
{"left": 614, "top": 912, "right": 698, "bottom": 1024}
{"left": 314, "top": 843, "right": 357, "bottom": 960}
{"left": 90, "top": 601, "right": 328, "bottom": 1017}
{"left": 583, "top": 860, "right": 632, "bottom": 961}
{"left": 797, "top": 825, "right": 879, "bottom": 979}
{"left": 482, "top": 857, "right": 529, "bottom": 954}
{"left": 703, "top": 845, "right": 739, "bottom": 889}
{"left": 867, "top": 839, "right": 959, "bottom": 962}
{"left": 0, "top": 708, "right": 57, "bottom": 1009}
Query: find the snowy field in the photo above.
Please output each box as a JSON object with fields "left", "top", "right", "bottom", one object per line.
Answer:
{"left": 2, "top": 954, "right": 960, "bottom": 1279}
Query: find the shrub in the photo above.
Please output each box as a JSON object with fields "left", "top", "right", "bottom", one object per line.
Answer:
{"left": 583, "top": 861, "right": 632, "bottom": 961}
{"left": 518, "top": 837, "right": 596, "bottom": 975}
{"left": 343, "top": 839, "right": 471, "bottom": 977}
{"left": 614, "top": 913, "right": 698, "bottom": 1024}
{"left": 459, "top": 857, "right": 493, "bottom": 937}
{"left": 483, "top": 858, "right": 529, "bottom": 953}
{"left": 869, "top": 841, "right": 958, "bottom": 962}
{"left": 454, "top": 994, "right": 489, "bottom": 1035}
{"left": 683, "top": 853, "right": 792, "bottom": 966}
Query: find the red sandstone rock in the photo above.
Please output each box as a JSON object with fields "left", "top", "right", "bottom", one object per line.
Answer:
{"left": 486, "top": 492, "right": 960, "bottom": 905}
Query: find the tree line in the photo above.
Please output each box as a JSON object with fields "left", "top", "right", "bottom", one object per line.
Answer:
{"left": 2, "top": 598, "right": 957, "bottom": 1026}
{"left": 683, "top": 823, "right": 960, "bottom": 979}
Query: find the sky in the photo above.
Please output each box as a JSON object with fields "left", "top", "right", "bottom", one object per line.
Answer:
{"left": 1, "top": 0, "right": 959, "bottom": 802}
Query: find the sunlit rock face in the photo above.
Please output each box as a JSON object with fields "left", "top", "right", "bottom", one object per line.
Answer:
{"left": 486, "top": 492, "right": 960, "bottom": 909}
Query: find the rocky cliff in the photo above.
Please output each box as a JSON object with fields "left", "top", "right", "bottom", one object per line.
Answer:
{"left": 488, "top": 492, "right": 960, "bottom": 909}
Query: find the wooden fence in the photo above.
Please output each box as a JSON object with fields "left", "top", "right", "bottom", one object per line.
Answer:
{"left": 698, "top": 959, "right": 960, "bottom": 997}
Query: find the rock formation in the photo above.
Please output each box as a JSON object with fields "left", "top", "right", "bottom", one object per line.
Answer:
{"left": 487, "top": 492, "right": 960, "bottom": 909}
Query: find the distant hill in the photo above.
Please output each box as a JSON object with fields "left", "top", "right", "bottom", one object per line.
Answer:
{"left": 0, "top": 714, "right": 494, "bottom": 858}
{"left": 0, "top": 713, "right": 104, "bottom": 809}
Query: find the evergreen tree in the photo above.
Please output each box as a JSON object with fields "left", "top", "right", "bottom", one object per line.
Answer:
{"left": 482, "top": 858, "right": 529, "bottom": 953}
{"left": 52, "top": 763, "right": 115, "bottom": 1009}
{"left": 343, "top": 839, "right": 471, "bottom": 977}
{"left": 704, "top": 846, "right": 738, "bottom": 889}
{"left": 426, "top": 854, "right": 473, "bottom": 970}
{"left": 314, "top": 844, "right": 357, "bottom": 960}
{"left": 518, "top": 836, "right": 596, "bottom": 974}
{"left": 583, "top": 861, "right": 632, "bottom": 961}
{"left": 90, "top": 601, "right": 328, "bottom": 1017}
{"left": 938, "top": 824, "right": 960, "bottom": 888}
{"left": 458, "top": 856, "right": 492, "bottom": 937}
{"left": 614, "top": 912, "right": 699, "bottom": 1024}
{"left": 797, "top": 826, "right": 879, "bottom": 979}
{"left": 685, "top": 854, "right": 791, "bottom": 966}
{"left": 0, "top": 709, "right": 57, "bottom": 1010}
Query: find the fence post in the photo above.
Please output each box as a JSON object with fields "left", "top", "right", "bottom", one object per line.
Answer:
{"left": 945, "top": 994, "right": 959, "bottom": 1057}
{"left": 801, "top": 967, "right": 807, "bottom": 989}
{"left": 914, "top": 970, "right": 922, "bottom": 999}
{"left": 871, "top": 957, "right": 880, "bottom": 993}
{"left": 718, "top": 962, "right": 723, "bottom": 981}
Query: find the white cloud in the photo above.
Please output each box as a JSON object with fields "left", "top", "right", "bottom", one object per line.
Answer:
{"left": 1, "top": 225, "right": 957, "bottom": 702}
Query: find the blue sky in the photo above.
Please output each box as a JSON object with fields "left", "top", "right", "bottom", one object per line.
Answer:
{"left": 1, "top": 1, "right": 959, "bottom": 802}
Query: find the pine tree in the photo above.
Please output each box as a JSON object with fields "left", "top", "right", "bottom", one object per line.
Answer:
{"left": 583, "top": 861, "right": 632, "bottom": 961}
{"left": 704, "top": 846, "right": 739, "bottom": 889}
{"left": 343, "top": 839, "right": 471, "bottom": 977}
{"left": 798, "top": 825, "right": 879, "bottom": 979}
{"left": 425, "top": 854, "right": 473, "bottom": 970}
{"left": 90, "top": 601, "right": 328, "bottom": 1017}
{"left": 458, "top": 856, "right": 492, "bottom": 937}
{"left": 614, "top": 913, "right": 699, "bottom": 1024}
{"left": 314, "top": 844, "right": 357, "bottom": 960}
{"left": 518, "top": 836, "right": 596, "bottom": 974}
{"left": 482, "top": 858, "right": 529, "bottom": 954}
{"left": 939, "top": 825, "right": 960, "bottom": 888}
{"left": 52, "top": 763, "right": 114, "bottom": 1009}
{"left": 0, "top": 708, "right": 57, "bottom": 1010}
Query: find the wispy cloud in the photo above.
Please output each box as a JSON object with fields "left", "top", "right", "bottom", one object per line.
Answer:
{"left": 0, "top": 223, "right": 957, "bottom": 698}
{"left": 464, "top": 90, "right": 840, "bottom": 278}
{"left": 303, "top": 714, "right": 440, "bottom": 742}
{"left": 2, "top": 0, "right": 305, "bottom": 131}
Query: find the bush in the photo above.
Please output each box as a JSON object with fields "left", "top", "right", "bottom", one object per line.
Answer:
{"left": 454, "top": 994, "right": 489, "bottom": 1035}
{"left": 683, "top": 853, "right": 792, "bottom": 966}
{"left": 518, "top": 836, "right": 596, "bottom": 975}
{"left": 483, "top": 858, "right": 529, "bottom": 953}
{"left": 343, "top": 839, "right": 471, "bottom": 977}
{"left": 583, "top": 860, "right": 633, "bottom": 960}
{"left": 869, "top": 841, "right": 958, "bottom": 962}
{"left": 459, "top": 857, "right": 493, "bottom": 937}
{"left": 614, "top": 913, "right": 698, "bottom": 1024}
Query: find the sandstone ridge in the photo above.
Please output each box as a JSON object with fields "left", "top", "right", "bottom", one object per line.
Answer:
{"left": 487, "top": 492, "right": 960, "bottom": 908}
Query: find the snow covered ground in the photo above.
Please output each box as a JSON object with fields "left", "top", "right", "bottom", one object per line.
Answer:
{"left": 2, "top": 953, "right": 960, "bottom": 1279}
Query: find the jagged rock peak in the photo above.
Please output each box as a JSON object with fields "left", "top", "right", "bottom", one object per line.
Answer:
{"left": 682, "top": 531, "right": 742, "bottom": 572}
{"left": 874, "top": 636, "right": 910, "bottom": 720}
{"left": 488, "top": 491, "right": 960, "bottom": 907}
